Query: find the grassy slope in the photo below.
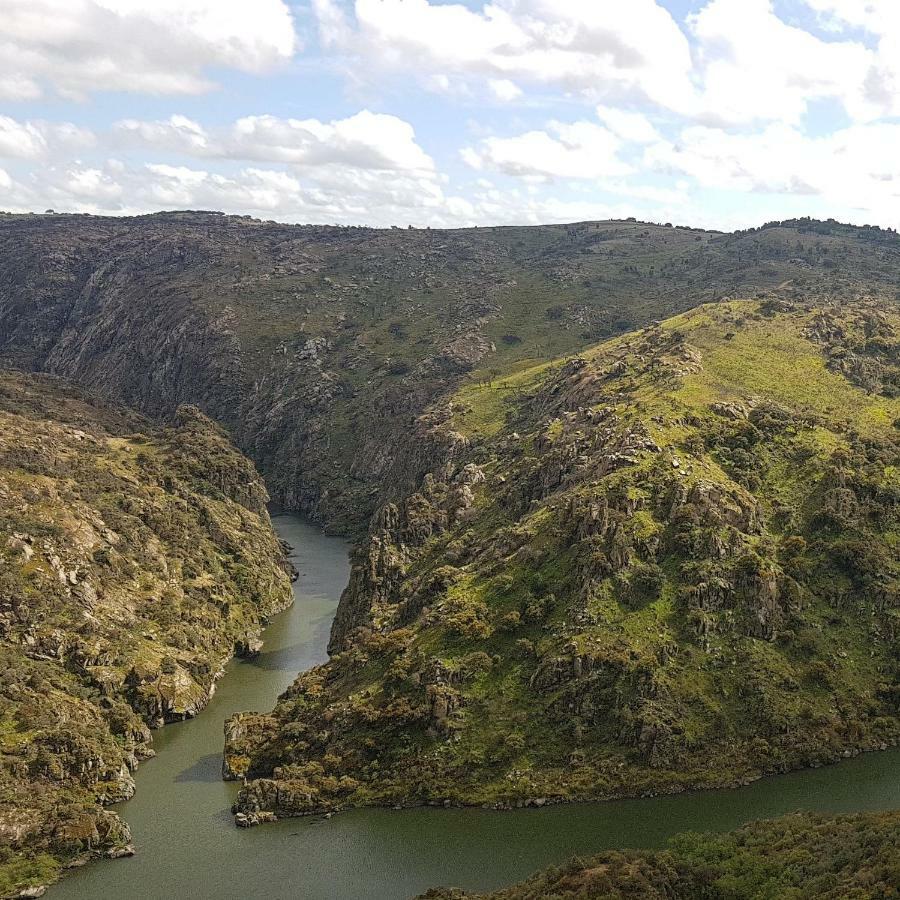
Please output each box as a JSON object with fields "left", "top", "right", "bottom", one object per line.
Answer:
{"left": 228, "top": 295, "right": 899, "bottom": 819}
{"left": 4, "top": 214, "right": 900, "bottom": 534}
{"left": 0, "top": 373, "right": 292, "bottom": 898}
{"left": 421, "top": 810, "right": 900, "bottom": 900}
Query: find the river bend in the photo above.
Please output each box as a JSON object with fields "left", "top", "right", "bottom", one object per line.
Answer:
{"left": 49, "top": 514, "right": 900, "bottom": 900}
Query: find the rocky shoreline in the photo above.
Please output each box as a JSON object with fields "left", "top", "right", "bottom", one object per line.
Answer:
{"left": 225, "top": 298, "right": 900, "bottom": 829}
{"left": 229, "top": 737, "right": 900, "bottom": 828}
{"left": 0, "top": 375, "right": 293, "bottom": 899}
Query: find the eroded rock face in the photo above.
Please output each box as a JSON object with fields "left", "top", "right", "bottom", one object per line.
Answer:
{"left": 0, "top": 372, "right": 292, "bottom": 893}
{"left": 228, "top": 297, "right": 900, "bottom": 821}
{"left": 7, "top": 213, "right": 897, "bottom": 537}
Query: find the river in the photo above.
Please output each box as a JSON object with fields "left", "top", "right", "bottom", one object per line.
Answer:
{"left": 49, "top": 513, "right": 900, "bottom": 900}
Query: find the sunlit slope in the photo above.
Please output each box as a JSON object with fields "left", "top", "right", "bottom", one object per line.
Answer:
{"left": 229, "top": 295, "right": 899, "bottom": 817}
{"left": 0, "top": 373, "right": 291, "bottom": 897}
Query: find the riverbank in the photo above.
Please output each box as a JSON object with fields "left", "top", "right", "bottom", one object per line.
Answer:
{"left": 42, "top": 514, "right": 900, "bottom": 900}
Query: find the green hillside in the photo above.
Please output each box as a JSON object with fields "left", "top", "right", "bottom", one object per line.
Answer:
{"left": 0, "top": 373, "right": 292, "bottom": 897}
{"left": 227, "top": 295, "right": 899, "bottom": 818}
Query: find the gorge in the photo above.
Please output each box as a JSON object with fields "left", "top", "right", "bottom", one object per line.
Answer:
{"left": 45, "top": 515, "right": 900, "bottom": 900}
{"left": 0, "top": 212, "right": 898, "bottom": 898}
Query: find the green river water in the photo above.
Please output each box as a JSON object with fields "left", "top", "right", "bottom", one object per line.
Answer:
{"left": 49, "top": 513, "right": 900, "bottom": 900}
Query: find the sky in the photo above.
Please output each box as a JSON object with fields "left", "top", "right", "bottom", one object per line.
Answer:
{"left": 2, "top": 0, "right": 900, "bottom": 230}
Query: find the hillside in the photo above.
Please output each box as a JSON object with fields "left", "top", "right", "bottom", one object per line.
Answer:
{"left": 227, "top": 295, "right": 900, "bottom": 820}
{"left": 0, "top": 372, "right": 292, "bottom": 897}
{"left": 3, "top": 213, "right": 900, "bottom": 534}
{"left": 421, "top": 810, "right": 900, "bottom": 900}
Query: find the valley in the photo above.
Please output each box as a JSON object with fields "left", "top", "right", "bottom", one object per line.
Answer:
{"left": 0, "top": 212, "right": 897, "bottom": 898}
{"left": 42, "top": 516, "right": 900, "bottom": 900}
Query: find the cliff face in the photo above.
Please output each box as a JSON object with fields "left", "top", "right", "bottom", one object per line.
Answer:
{"left": 0, "top": 372, "right": 292, "bottom": 897}
{"left": 2, "top": 211, "right": 900, "bottom": 851}
{"left": 5, "top": 212, "right": 900, "bottom": 534}
{"left": 227, "top": 296, "right": 899, "bottom": 819}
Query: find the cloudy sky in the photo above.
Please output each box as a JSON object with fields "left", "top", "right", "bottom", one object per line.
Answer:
{"left": 2, "top": 0, "right": 900, "bottom": 229}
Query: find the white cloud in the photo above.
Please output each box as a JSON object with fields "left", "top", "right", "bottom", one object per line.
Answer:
{"left": 229, "top": 112, "right": 434, "bottom": 170}
{"left": 7, "top": 0, "right": 900, "bottom": 233}
{"left": 317, "top": 0, "right": 696, "bottom": 111}
{"left": 0, "top": 118, "right": 47, "bottom": 159}
{"left": 2, "top": 131, "right": 450, "bottom": 226}
{"left": 462, "top": 103, "right": 666, "bottom": 181}
{"left": 0, "top": 0, "right": 297, "bottom": 100}
{"left": 0, "top": 116, "right": 95, "bottom": 159}
{"left": 595, "top": 105, "right": 660, "bottom": 143}
{"left": 803, "top": 0, "right": 900, "bottom": 119}
{"left": 463, "top": 121, "right": 630, "bottom": 180}
{"left": 114, "top": 111, "right": 434, "bottom": 172}
{"left": 117, "top": 116, "right": 211, "bottom": 155}
{"left": 488, "top": 79, "right": 523, "bottom": 102}
{"left": 689, "top": 0, "right": 872, "bottom": 125}
{"left": 312, "top": 0, "right": 900, "bottom": 127}
{"left": 63, "top": 166, "right": 123, "bottom": 201}
{"left": 647, "top": 120, "right": 900, "bottom": 215}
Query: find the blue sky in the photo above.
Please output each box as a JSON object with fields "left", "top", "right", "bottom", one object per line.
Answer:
{"left": 2, "top": 0, "right": 900, "bottom": 230}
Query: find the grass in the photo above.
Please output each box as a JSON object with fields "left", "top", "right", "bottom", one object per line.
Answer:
{"left": 0, "top": 853, "right": 61, "bottom": 898}
{"left": 231, "top": 292, "right": 900, "bottom": 821}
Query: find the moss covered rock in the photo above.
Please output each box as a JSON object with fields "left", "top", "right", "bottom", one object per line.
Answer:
{"left": 0, "top": 372, "right": 292, "bottom": 897}
{"left": 230, "top": 297, "right": 899, "bottom": 818}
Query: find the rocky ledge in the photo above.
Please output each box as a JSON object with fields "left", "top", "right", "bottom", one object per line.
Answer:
{"left": 0, "top": 373, "right": 293, "bottom": 898}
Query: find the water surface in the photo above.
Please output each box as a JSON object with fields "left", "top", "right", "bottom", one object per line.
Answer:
{"left": 50, "top": 513, "right": 900, "bottom": 900}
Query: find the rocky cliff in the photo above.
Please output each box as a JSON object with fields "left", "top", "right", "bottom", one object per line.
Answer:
{"left": 228, "top": 295, "right": 899, "bottom": 820}
{"left": 0, "top": 372, "right": 292, "bottom": 898}
{"left": 5, "top": 212, "right": 900, "bottom": 534}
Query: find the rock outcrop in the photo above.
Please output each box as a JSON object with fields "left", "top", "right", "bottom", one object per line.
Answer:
{"left": 228, "top": 297, "right": 900, "bottom": 820}
{"left": 0, "top": 372, "right": 292, "bottom": 897}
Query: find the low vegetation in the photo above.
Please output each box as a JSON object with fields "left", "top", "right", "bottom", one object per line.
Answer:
{"left": 0, "top": 373, "right": 292, "bottom": 897}
{"left": 421, "top": 810, "right": 900, "bottom": 899}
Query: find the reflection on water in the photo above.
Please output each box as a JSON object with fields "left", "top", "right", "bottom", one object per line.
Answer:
{"left": 49, "top": 514, "right": 900, "bottom": 900}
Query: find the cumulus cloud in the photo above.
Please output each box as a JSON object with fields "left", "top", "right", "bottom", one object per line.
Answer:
{"left": 315, "top": 0, "right": 696, "bottom": 112}
{"left": 488, "top": 79, "right": 523, "bottom": 102}
{"left": 228, "top": 112, "right": 434, "bottom": 170}
{"left": 116, "top": 116, "right": 212, "bottom": 156}
{"left": 0, "top": 158, "right": 459, "bottom": 226}
{"left": 646, "top": 120, "right": 900, "bottom": 214}
{"left": 1, "top": 105, "right": 451, "bottom": 227}
{"left": 7, "top": 0, "right": 900, "bottom": 233}
{"left": 595, "top": 106, "right": 660, "bottom": 144}
{"left": 461, "top": 104, "right": 666, "bottom": 181}
{"left": 312, "top": 0, "right": 900, "bottom": 127}
{"left": 462, "top": 121, "right": 630, "bottom": 179}
{"left": 0, "top": 117, "right": 95, "bottom": 159}
{"left": 802, "top": 0, "right": 900, "bottom": 119}
{"left": 0, "top": 118, "right": 48, "bottom": 159}
{"left": 114, "top": 111, "right": 434, "bottom": 172}
{"left": 688, "top": 0, "right": 872, "bottom": 124}
{"left": 0, "top": 0, "right": 297, "bottom": 100}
